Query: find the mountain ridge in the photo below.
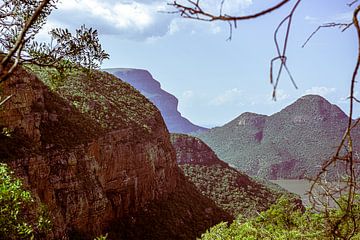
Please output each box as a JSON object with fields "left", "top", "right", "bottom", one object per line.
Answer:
{"left": 195, "top": 94, "right": 359, "bottom": 179}
{"left": 104, "top": 68, "right": 207, "bottom": 134}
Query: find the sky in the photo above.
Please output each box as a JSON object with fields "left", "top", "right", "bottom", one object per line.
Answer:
{"left": 43, "top": 0, "right": 358, "bottom": 127}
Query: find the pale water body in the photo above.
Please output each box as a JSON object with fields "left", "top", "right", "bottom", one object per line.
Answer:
{"left": 271, "top": 180, "right": 347, "bottom": 207}
{"left": 270, "top": 180, "right": 312, "bottom": 205}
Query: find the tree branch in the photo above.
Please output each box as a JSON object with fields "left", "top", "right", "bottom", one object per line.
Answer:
{"left": 169, "top": 0, "right": 291, "bottom": 22}
{"left": 1, "top": 0, "right": 51, "bottom": 67}
{"left": 302, "top": 22, "right": 353, "bottom": 48}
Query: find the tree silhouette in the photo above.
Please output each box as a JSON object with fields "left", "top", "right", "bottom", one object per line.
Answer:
{"left": 0, "top": 0, "right": 57, "bottom": 82}
{"left": 0, "top": 0, "right": 109, "bottom": 106}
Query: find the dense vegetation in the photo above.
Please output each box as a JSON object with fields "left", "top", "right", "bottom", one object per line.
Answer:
{"left": 180, "top": 164, "right": 288, "bottom": 217}
{"left": 195, "top": 95, "right": 360, "bottom": 179}
{"left": 0, "top": 0, "right": 109, "bottom": 83}
{"left": 1, "top": 2, "right": 359, "bottom": 239}
{"left": 171, "top": 134, "right": 291, "bottom": 218}
{"left": 29, "top": 66, "right": 159, "bottom": 136}
{"left": 0, "top": 65, "right": 232, "bottom": 240}
{"left": 201, "top": 195, "right": 360, "bottom": 240}
{"left": 0, "top": 163, "right": 50, "bottom": 239}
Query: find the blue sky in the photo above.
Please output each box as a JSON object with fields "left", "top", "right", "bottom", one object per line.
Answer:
{"left": 44, "top": 0, "right": 357, "bottom": 127}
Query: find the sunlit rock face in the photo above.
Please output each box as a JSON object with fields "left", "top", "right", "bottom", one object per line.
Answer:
{"left": 1, "top": 67, "right": 232, "bottom": 240}
{"left": 0, "top": 67, "right": 177, "bottom": 239}
{"left": 105, "top": 68, "right": 207, "bottom": 134}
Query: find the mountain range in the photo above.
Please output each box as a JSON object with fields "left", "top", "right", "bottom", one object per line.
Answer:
{"left": 104, "top": 68, "right": 207, "bottom": 134}
{"left": 3, "top": 64, "right": 352, "bottom": 239}
{"left": 195, "top": 95, "right": 360, "bottom": 179}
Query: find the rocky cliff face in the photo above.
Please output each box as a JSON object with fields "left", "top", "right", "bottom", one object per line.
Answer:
{"left": 0, "top": 67, "right": 175, "bottom": 239}
{"left": 0, "top": 66, "right": 230, "bottom": 239}
{"left": 109, "top": 172, "right": 232, "bottom": 240}
{"left": 104, "top": 68, "right": 207, "bottom": 134}
{"left": 170, "top": 133, "right": 228, "bottom": 166}
{"left": 196, "top": 95, "right": 360, "bottom": 179}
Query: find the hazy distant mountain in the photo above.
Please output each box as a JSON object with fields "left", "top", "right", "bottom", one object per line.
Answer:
{"left": 104, "top": 68, "right": 207, "bottom": 134}
{"left": 195, "top": 95, "right": 360, "bottom": 179}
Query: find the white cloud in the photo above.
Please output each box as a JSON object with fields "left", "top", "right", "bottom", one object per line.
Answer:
{"left": 49, "top": 0, "right": 173, "bottom": 40}
{"left": 36, "top": 19, "right": 63, "bottom": 42}
{"left": 182, "top": 90, "right": 194, "bottom": 99}
{"left": 305, "top": 16, "right": 317, "bottom": 21}
{"left": 182, "top": 0, "right": 253, "bottom": 15}
{"left": 169, "top": 19, "right": 181, "bottom": 35}
{"left": 210, "top": 23, "right": 222, "bottom": 34}
{"left": 222, "top": 0, "right": 253, "bottom": 14}
{"left": 304, "top": 15, "right": 318, "bottom": 24}
{"left": 210, "top": 88, "right": 243, "bottom": 106}
{"left": 305, "top": 11, "right": 352, "bottom": 25}
{"left": 333, "top": 12, "right": 352, "bottom": 22}
{"left": 46, "top": 0, "right": 253, "bottom": 40}
{"left": 304, "top": 86, "right": 336, "bottom": 97}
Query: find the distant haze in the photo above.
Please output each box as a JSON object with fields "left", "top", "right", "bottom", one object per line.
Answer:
{"left": 104, "top": 68, "right": 207, "bottom": 133}
{"left": 47, "top": 0, "right": 357, "bottom": 127}
{"left": 195, "top": 95, "right": 360, "bottom": 179}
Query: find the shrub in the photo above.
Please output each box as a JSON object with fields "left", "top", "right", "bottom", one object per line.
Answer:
{"left": 0, "top": 163, "right": 51, "bottom": 239}
{"left": 201, "top": 196, "right": 360, "bottom": 240}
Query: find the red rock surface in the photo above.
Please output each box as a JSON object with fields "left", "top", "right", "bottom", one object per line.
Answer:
{"left": 0, "top": 67, "right": 177, "bottom": 238}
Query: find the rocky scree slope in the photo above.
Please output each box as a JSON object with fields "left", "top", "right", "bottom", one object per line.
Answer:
{"left": 170, "top": 134, "right": 290, "bottom": 217}
{"left": 104, "top": 68, "right": 207, "bottom": 134}
{"left": 0, "top": 66, "right": 229, "bottom": 239}
{"left": 195, "top": 95, "right": 360, "bottom": 179}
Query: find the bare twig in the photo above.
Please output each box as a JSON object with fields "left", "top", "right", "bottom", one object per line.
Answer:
{"left": 0, "top": 95, "right": 13, "bottom": 107}
{"left": 302, "top": 22, "right": 353, "bottom": 48}
{"left": 271, "top": 0, "right": 301, "bottom": 100}
{"left": 169, "top": 0, "right": 291, "bottom": 22}
{"left": 170, "top": 0, "right": 360, "bottom": 238}
{"left": 349, "top": 0, "right": 359, "bottom": 7}
{"left": 170, "top": 0, "right": 302, "bottom": 99}
{"left": 308, "top": 4, "right": 360, "bottom": 239}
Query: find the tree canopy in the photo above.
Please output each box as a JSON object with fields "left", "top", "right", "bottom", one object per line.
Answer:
{"left": 0, "top": 0, "right": 109, "bottom": 84}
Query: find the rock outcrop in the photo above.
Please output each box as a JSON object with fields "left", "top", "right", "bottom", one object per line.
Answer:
{"left": 170, "top": 134, "right": 289, "bottom": 217}
{"left": 195, "top": 95, "right": 360, "bottom": 179}
{"left": 0, "top": 67, "right": 228, "bottom": 239}
{"left": 104, "top": 68, "right": 207, "bottom": 134}
{"left": 170, "top": 133, "right": 228, "bottom": 166}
